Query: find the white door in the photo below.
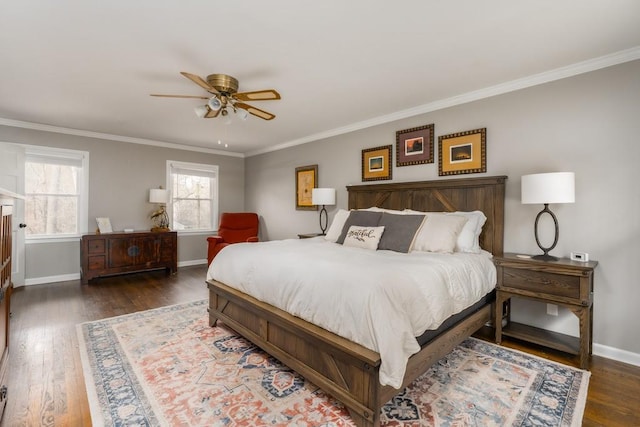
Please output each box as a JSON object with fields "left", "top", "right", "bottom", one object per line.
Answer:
{"left": 0, "top": 142, "right": 25, "bottom": 286}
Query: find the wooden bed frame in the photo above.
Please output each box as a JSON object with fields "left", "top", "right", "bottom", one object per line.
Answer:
{"left": 207, "top": 175, "right": 506, "bottom": 426}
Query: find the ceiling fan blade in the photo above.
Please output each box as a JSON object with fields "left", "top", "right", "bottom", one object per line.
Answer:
{"left": 204, "top": 106, "right": 221, "bottom": 118}
{"left": 234, "top": 89, "right": 281, "bottom": 101}
{"left": 150, "top": 94, "right": 209, "bottom": 99}
{"left": 236, "top": 102, "right": 276, "bottom": 120}
{"left": 180, "top": 72, "right": 220, "bottom": 95}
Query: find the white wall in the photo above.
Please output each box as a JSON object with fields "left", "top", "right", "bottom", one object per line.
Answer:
{"left": 245, "top": 60, "right": 640, "bottom": 362}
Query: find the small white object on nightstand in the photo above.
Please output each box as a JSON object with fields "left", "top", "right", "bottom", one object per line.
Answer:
{"left": 571, "top": 251, "right": 589, "bottom": 262}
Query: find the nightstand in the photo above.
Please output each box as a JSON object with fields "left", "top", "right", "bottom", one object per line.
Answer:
{"left": 298, "top": 233, "right": 325, "bottom": 239}
{"left": 494, "top": 252, "right": 598, "bottom": 369}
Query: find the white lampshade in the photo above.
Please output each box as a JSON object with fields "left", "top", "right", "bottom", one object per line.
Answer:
{"left": 521, "top": 172, "right": 575, "bottom": 204}
{"left": 149, "top": 188, "right": 168, "bottom": 204}
{"left": 236, "top": 108, "right": 249, "bottom": 121}
{"left": 312, "top": 188, "right": 336, "bottom": 206}
{"left": 194, "top": 105, "right": 208, "bottom": 118}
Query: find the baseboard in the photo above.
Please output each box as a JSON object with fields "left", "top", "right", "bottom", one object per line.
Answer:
{"left": 24, "top": 273, "right": 81, "bottom": 286}
{"left": 178, "top": 259, "right": 208, "bottom": 267}
{"left": 594, "top": 343, "right": 640, "bottom": 367}
{"left": 21, "top": 261, "right": 207, "bottom": 287}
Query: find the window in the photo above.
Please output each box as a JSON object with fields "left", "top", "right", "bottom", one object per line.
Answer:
{"left": 24, "top": 147, "right": 89, "bottom": 238}
{"left": 168, "top": 160, "right": 219, "bottom": 232}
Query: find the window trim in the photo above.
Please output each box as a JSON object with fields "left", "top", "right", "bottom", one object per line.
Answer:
{"left": 166, "top": 160, "right": 219, "bottom": 233}
{"left": 24, "top": 145, "right": 89, "bottom": 241}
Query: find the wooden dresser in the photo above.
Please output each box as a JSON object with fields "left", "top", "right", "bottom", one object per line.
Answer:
{"left": 80, "top": 231, "right": 177, "bottom": 284}
{"left": 0, "top": 193, "right": 17, "bottom": 419}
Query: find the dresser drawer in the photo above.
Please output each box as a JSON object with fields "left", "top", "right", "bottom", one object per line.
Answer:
{"left": 87, "top": 239, "right": 105, "bottom": 254}
{"left": 88, "top": 255, "right": 106, "bottom": 270}
{"left": 501, "top": 266, "right": 580, "bottom": 299}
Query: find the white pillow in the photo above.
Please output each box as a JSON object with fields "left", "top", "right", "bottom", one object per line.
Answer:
{"left": 411, "top": 214, "right": 468, "bottom": 253}
{"left": 446, "top": 211, "right": 487, "bottom": 253}
{"left": 324, "top": 209, "right": 351, "bottom": 242}
{"left": 404, "top": 209, "right": 486, "bottom": 254}
{"left": 342, "top": 225, "right": 385, "bottom": 250}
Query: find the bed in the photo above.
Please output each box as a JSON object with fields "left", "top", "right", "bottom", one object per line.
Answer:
{"left": 206, "top": 175, "right": 506, "bottom": 427}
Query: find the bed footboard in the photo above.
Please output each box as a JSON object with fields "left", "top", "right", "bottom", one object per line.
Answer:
{"left": 207, "top": 279, "right": 492, "bottom": 427}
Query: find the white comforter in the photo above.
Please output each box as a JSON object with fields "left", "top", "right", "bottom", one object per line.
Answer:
{"left": 206, "top": 237, "right": 496, "bottom": 389}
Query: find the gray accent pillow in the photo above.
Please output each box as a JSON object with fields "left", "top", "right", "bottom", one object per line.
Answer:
{"left": 336, "top": 210, "right": 383, "bottom": 244}
{"left": 377, "top": 213, "right": 426, "bottom": 253}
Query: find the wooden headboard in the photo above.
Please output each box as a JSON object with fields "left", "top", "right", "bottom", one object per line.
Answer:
{"left": 347, "top": 175, "right": 507, "bottom": 256}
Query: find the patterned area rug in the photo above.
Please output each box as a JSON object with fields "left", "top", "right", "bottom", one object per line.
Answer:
{"left": 77, "top": 300, "right": 589, "bottom": 426}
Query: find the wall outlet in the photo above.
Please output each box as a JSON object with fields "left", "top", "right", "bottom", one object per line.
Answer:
{"left": 546, "top": 303, "right": 559, "bottom": 316}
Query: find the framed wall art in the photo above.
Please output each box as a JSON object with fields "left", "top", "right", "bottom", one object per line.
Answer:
{"left": 438, "top": 128, "right": 486, "bottom": 176}
{"left": 295, "top": 164, "right": 318, "bottom": 210}
{"left": 396, "top": 124, "right": 434, "bottom": 166}
{"left": 362, "top": 145, "right": 392, "bottom": 181}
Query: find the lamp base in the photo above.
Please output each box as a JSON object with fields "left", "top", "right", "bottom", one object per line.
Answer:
{"left": 532, "top": 204, "right": 560, "bottom": 263}
{"left": 319, "top": 205, "right": 328, "bottom": 234}
{"left": 531, "top": 253, "right": 559, "bottom": 261}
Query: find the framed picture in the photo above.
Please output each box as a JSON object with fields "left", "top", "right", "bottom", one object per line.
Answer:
{"left": 438, "top": 128, "right": 486, "bottom": 176}
{"left": 396, "top": 124, "right": 434, "bottom": 166}
{"left": 362, "top": 145, "right": 392, "bottom": 181}
{"left": 96, "top": 217, "right": 113, "bottom": 233}
{"left": 295, "top": 164, "right": 318, "bottom": 210}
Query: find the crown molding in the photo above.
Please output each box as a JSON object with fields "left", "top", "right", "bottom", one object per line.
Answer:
{"left": 0, "top": 118, "right": 244, "bottom": 158}
{"left": 247, "top": 46, "right": 640, "bottom": 157}
{"left": 2, "top": 46, "right": 638, "bottom": 159}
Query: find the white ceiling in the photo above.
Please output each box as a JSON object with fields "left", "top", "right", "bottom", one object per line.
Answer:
{"left": 1, "top": 1, "right": 639, "bottom": 157}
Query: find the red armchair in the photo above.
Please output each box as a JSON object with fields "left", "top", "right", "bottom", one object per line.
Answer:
{"left": 207, "top": 212, "right": 259, "bottom": 265}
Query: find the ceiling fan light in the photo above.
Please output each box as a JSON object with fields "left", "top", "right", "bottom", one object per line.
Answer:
{"left": 207, "top": 96, "right": 222, "bottom": 111}
{"left": 236, "top": 108, "right": 249, "bottom": 121}
{"left": 194, "top": 105, "right": 208, "bottom": 118}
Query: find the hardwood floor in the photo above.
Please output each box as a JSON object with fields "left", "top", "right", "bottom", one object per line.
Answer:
{"left": 1, "top": 265, "right": 638, "bottom": 426}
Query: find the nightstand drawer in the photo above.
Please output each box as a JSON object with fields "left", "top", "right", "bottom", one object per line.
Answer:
{"left": 501, "top": 267, "right": 580, "bottom": 299}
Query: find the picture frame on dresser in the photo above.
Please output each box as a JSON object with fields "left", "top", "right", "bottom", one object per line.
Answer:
{"left": 96, "top": 217, "right": 113, "bottom": 233}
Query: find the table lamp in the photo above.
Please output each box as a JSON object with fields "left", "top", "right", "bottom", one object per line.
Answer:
{"left": 149, "top": 187, "right": 170, "bottom": 232}
{"left": 312, "top": 188, "right": 336, "bottom": 235}
{"left": 521, "top": 172, "right": 575, "bottom": 260}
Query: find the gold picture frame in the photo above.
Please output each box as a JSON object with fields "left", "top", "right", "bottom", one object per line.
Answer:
{"left": 438, "top": 128, "right": 486, "bottom": 176}
{"left": 362, "top": 145, "right": 392, "bottom": 181}
{"left": 396, "top": 124, "right": 434, "bottom": 166}
{"left": 295, "top": 164, "right": 318, "bottom": 210}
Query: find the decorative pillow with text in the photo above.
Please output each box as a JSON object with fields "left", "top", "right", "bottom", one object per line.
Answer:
{"left": 336, "top": 210, "right": 383, "bottom": 244}
{"left": 342, "top": 225, "right": 385, "bottom": 250}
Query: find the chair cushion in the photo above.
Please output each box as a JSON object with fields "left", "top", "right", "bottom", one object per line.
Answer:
{"left": 218, "top": 212, "right": 259, "bottom": 243}
{"left": 207, "top": 212, "right": 260, "bottom": 265}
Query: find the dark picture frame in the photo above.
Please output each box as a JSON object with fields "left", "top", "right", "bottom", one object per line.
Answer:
{"left": 438, "top": 128, "right": 487, "bottom": 176}
{"left": 362, "top": 145, "right": 392, "bottom": 181}
{"left": 295, "top": 164, "right": 318, "bottom": 210}
{"left": 396, "top": 124, "right": 434, "bottom": 167}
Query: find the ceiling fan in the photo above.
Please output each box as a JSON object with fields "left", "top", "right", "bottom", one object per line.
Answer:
{"left": 151, "top": 72, "right": 281, "bottom": 120}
